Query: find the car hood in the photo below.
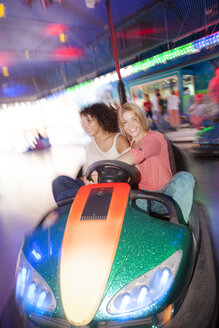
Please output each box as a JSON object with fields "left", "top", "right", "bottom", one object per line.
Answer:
{"left": 196, "top": 124, "right": 219, "bottom": 144}
{"left": 22, "top": 186, "right": 193, "bottom": 324}
{"left": 94, "top": 203, "right": 193, "bottom": 321}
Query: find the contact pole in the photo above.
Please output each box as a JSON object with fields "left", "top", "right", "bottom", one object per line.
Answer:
{"left": 106, "top": 0, "right": 126, "bottom": 105}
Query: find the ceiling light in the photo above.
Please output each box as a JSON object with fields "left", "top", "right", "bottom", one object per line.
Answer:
{"left": 85, "top": 0, "right": 100, "bottom": 9}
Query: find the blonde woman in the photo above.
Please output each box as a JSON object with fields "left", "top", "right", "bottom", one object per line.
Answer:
{"left": 116, "top": 103, "right": 195, "bottom": 222}
{"left": 117, "top": 102, "right": 172, "bottom": 191}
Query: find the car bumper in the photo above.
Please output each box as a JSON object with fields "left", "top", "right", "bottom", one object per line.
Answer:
{"left": 191, "top": 145, "right": 219, "bottom": 157}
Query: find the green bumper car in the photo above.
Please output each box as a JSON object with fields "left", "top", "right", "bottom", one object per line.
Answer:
{"left": 192, "top": 123, "right": 219, "bottom": 157}
{"left": 1, "top": 154, "right": 218, "bottom": 328}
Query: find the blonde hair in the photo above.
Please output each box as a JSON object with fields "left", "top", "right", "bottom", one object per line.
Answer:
{"left": 118, "top": 102, "right": 149, "bottom": 140}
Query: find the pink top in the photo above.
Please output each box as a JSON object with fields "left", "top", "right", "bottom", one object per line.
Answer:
{"left": 130, "top": 130, "right": 172, "bottom": 191}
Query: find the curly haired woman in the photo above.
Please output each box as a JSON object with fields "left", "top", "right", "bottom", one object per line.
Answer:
{"left": 52, "top": 103, "right": 130, "bottom": 207}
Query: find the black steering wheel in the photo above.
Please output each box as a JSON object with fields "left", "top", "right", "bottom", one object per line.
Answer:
{"left": 86, "top": 160, "right": 140, "bottom": 187}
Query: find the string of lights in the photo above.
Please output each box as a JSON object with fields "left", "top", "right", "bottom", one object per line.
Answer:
{"left": 22, "top": 0, "right": 62, "bottom": 8}
{"left": 67, "top": 31, "right": 219, "bottom": 92}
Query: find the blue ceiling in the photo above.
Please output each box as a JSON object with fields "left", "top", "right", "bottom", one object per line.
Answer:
{"left": 0, "top": 0, "right": 218, "bottom": 103}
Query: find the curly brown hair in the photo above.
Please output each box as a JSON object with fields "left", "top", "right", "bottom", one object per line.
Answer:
{"left": 80, "top": 103, "right": 119, "bottom": 133}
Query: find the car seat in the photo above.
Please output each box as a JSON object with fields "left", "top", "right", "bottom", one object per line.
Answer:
{"left": 135, "top": 171, "right": 196, "bottom": 224}
{"left": 161, "top": 171, "right": 196, "bottom": 223}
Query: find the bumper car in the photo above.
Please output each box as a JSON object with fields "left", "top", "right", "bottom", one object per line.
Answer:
{"left": 26, "top": 135, "right": 51, "bottom": 152}
{"left": 1, "top": 150, "right": 218, "bottom": 328}
{"left": 191, "top": 122, "right": 219, "bottom": 157}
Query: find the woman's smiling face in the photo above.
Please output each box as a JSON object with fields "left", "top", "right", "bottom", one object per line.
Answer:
{"left": 121, "top": 111, "right": 144, "bottom": 140}
{"left": 80, "top": 114, "right": 101, "bottom": 137}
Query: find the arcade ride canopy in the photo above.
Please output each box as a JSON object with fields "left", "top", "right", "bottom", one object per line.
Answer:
{"left": 0, "top": 0, "right": 218, "bottom": 104}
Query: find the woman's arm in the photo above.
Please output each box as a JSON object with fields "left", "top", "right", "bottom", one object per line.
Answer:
{"left": 87, "top": 149, "right": 135, "bottom": 184}
{"left": 116, "top": 134, "right": 130, "bottom": 153}
{"left": 116, "top": 150, "right": 136, "bottom": 165}
{"left": 118, "top": 135, "right": 161, "bottom": 165}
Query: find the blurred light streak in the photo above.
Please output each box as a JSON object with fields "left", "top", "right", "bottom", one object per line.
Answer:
{"left": 116, "top": 27, "right": 164, "bottom": 39}
{"left": 1, "top": 84, "right": 30, "bottom": 97}
{"left": 0, "top": 52, "right": 14, "bottom": 66}
{"left": 25, "top": 50, "right": 30, "bottom": 60}
{"left": 59, "top": 33, "right": 66, "bottom": 43}
{"left": 0, "top": 92, "right": 89, "bottom": 152}
{"left": 0, "top": 3, "right": 6, "bottom": 18}
{"left": 53, "top": 47, "right": 84, "bottom": 60}
{"left": 2, "top": 66, "right": 9, "bottom": 77}
{"left": 48, "top": 24, "right": 66, "bottom": 35}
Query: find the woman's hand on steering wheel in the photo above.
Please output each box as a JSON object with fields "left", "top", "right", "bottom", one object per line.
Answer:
{"left": 86, "top": 160, "right": 140, "bottom": 186}
{"left": 85, "top": 170, "right": 98, "bottom": 184}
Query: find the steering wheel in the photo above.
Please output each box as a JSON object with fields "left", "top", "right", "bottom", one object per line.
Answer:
{"left": 86, "top": 160, "right": 140, "bottom": 187}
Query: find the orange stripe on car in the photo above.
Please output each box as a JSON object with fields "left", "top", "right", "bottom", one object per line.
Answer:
{"left": 60, "top": 182, "right": 130, "bottom": 326}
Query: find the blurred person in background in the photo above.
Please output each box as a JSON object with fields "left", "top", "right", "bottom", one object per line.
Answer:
{"left": 143, "top": 93, "right": 153, "bottom": 119}
{"left": 157, "top": 92, "right": 165, "bottom": 117}
{"left": 132, "top": 90, "right": 143, "bottom": 108}
{"left": 142, "top": 93, "right": 156, "bottom": 129}
{"left": 188, "top": 94, "right": 208, "bottom": 129}
{"left": 156, "top": 92, "right": 169, "bottom": 132}
{"left": 208, "top": 67, "right": 219, "bottom": 117}
{"left": 167, "top": 89, "right": 181, "bottom": 131}
{"left": 151, "top": 88, "right": 160, "bottom": 121}
{"left": 183, "top": 87, "right": 194, "bottom": 114}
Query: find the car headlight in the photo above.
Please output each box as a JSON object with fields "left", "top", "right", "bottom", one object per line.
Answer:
{"left": 107, "top": 250, "right": 182, "bottom": 316}
{"left": 15, "top": 251, "right": 56, "bottom": 313}
{"left": 41, "top": 209, "right": 59, "bottom": 230}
